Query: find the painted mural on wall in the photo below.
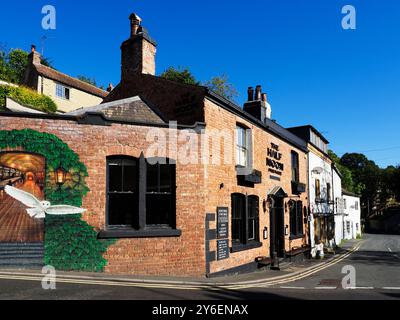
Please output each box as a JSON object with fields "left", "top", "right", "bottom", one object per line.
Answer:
{"left": 0, "top": 129, "right": 113, "bottom": 271}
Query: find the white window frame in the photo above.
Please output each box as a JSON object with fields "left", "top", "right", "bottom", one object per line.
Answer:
{"left": 236, "top": 126, "right": 249, "bottom": 167}
{"left": 56, "top": 83, "right": 70, "bottom": 100}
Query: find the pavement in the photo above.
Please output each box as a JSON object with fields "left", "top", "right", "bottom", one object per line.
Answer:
{"left": 0, "top": 233, "right": 398, "bottom": 300}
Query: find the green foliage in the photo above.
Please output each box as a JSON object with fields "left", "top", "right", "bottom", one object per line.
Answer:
{"left": 160, "top": 66, "right": 200, "bottom": 86}
{"left": 45, "top": 215, "right": 115, "bottom": 272}
{"left": 203, "top": 74, "right": 239, "bottom": 101}
{"left": 0, "top": 129, "right": 89, "bottom": 206}
{"left": 356, "top": 233, "right": 362, "bottom": 239}
{"left": 328, "top": 150, "right": 355, "bottom": 192}
{"left": 341, "top": 153, "right": 382, "bottom": 217}
{"left": 0, "top": 48, "right": 55, "bottom": 84}
{"left": 160, "top": 66, "right": 239, "bottom": 102}
{"left": 77, "top": 75, "right": 98, "bottom": 87}
{"left": 0, "top": 84, "right": 57, "bottom": 113}
{"left": 6, "top": 49, "right": 28, "bottom": 84}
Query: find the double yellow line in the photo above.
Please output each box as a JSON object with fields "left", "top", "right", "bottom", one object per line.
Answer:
{"left": 0, "top": 244, "right": 361, "bottom": 292}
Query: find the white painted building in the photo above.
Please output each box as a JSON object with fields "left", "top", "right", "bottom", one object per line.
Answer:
{"left": 287, "top": 126, "right": 335, "bottom": 250}
{"left": 342, "top": 191, "right": 362, "bottom": 240}
{"left": 332, "top": 166, "right": 345, "bottom": 246}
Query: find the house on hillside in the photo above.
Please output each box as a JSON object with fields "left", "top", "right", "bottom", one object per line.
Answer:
{"left": 23, "top": 46, "right": 109, "bottom": 113}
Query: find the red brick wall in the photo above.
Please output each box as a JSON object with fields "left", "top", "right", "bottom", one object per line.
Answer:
{"left": 0, "top": 115, "right": 207, "bottom": 277}
{"left": 203, "top": 99, "right": 309, "bottom": 274}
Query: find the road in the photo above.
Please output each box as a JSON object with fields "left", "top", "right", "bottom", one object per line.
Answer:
{"left": 0, "top": 234, "right": 399, "bottom": 300}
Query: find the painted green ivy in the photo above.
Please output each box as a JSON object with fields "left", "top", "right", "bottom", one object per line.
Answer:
{"left": 0, "top": 128, "right": 88, "bottom": 206}
{"left": 0, "top": 129, "right": 115, "bottom": 272}
{"left": 45, "top": 215, "right": 115, "bottom": 272}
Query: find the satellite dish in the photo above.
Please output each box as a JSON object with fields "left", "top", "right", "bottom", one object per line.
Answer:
{"left": 312, "top": 167, "right": 323, "bottom": 175}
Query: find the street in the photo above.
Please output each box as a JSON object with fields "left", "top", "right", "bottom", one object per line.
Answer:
{"left": 0, "top": 234, "right": 399, "bottom": 300}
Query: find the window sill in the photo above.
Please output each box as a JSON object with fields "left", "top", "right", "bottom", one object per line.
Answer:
{"left": 289, "top": 234, "right": 304, "bottom": 240}
{"left": 98, "top": 227, "right": 182, "bottom": 239}
{"left": 230, "top": 241, "right": 262, "bottom": 253}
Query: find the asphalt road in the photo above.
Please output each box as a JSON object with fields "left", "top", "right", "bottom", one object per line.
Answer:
{"left": 0, "top": 233, "right": 399, "bottom": 300}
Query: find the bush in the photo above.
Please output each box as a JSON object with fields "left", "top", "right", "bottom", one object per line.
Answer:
{"left": 0, "top": 84, "right": 57, "bottom": 113}
{"left": 45, "top": 215, "right": 115, "bottom": 272}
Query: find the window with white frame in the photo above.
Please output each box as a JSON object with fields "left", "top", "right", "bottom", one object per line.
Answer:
{"left": 56, "top": 83, "right": 70, "bottom": 100}
{"left": 236, "top": 125, "right": 250, "bottom": 167}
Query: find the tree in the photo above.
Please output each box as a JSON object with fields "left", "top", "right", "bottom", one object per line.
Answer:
{"left": 0, "top": 48, "right": 55, "bottom": 84}
{"left": 77, "top": 75, "right": 98, "bottom": 87}
{"left": 341, "top": 153, "right": 381, "bottom": 217}
{"left": 7, "top": 49, "right": 28, "bottom": 84}
{"left": 160, "top": 66, "right": 239, "bottom": 101}
{"left": 204, "top": 74, "right": 238, "bottom": 101}
{"left": 328, "top": 150, "right": 355, "bottom": 192}
{"left": 380, "top": 166, "right": 398, "bottom": 206}
{"left": 160, "top": 67, "right": 199, "bottom": 86}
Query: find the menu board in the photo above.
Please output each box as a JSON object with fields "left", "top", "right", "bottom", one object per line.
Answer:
{"left": 217, "top": 239, "right": 229, "bottom": 261}
{"left": 217, "top": 207, "right": 229, "bottom": 239}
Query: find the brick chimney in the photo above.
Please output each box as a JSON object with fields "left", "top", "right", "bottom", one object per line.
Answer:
{"left": 28, "top": 45, "right": 41, "bottom": 65}
{"left": 243, "top": 85, "right": 272, "bottom": 121}
{"left": 121, "top": 13, "right": 157, "bottom": 81}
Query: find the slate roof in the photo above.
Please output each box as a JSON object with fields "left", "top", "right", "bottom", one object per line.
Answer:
{"left": 67, "top": 96, "right": 166, "bottom": 124}
{"left": 33, "top": 64, "right": 109, "bottom": 98}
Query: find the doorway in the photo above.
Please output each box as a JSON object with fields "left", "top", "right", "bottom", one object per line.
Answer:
{"left": 0, "top": 152, "right": 45, "bottom": 243}
{"left": 269, "top": 195, "right": 285, "bottom": 258}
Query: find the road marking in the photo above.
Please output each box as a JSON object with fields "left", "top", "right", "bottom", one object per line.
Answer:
{"left": 346, "top": 287, "right": 374, "bottom": 290}
{"left": 279, "top": 286, "right": 305, "bottom": 289}
{"left": 0, "top": 243, "right": 364, "bottom": 291}
{"left": 251, "top": 244, "right": 362, "bottom": 289}
{"left": 388, "top": 248, "right": 392, "bottom": 252}
{"left": 315, "top": 286, "right": 336, "bottom": 290}
{"left": 382, "top": 287, "right": 400, "bottom": 290}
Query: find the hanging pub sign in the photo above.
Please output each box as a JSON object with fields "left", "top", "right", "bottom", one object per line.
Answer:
{"left": 217, "top": 207, "right": 229, "bottom": 239}
{"left": 267, "top": 142, "right": 284, "bottom": 177}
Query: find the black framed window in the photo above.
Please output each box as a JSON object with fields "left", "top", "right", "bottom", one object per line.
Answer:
{"left": 107, "top": 157, "right": 138, "bottom": 227}
{"left": 315, "top": 179, "right": 321, "bottom": 199}
{"left": 291, "top": 151, "right": 300, "bottom": 183}
{"left": 231, "top": 193, "right": 260, "bottom": 246}
{"left": 247, "top": 195, "right": 259, "bottom": 241}
{"left": 231, "top": 193, "right": 245, "bottom": 244}
{"left": 290, "top": 201, "right": 304, "bottom": 237}
{"left": 327, "top": 183, "right": 331, "bottom": 202}
{"left": 105, "top": 155, "right": 178, "bottom": 236}
{"left": 146, "top": 160, "right": 176, "bottom": 227}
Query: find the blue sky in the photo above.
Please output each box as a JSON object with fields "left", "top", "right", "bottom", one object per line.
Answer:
{"left": 1, "top": 0, "right": 399, "bottom": 168}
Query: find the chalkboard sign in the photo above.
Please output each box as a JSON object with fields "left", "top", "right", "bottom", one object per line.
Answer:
{"left": 217, "top": 239, "right": 229, "bottom": 261}
{"left": 217, "top": 207, "right": 229, "bottom": 239}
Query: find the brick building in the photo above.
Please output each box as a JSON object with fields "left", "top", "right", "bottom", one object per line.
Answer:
{"left": 0, "top": 13, "right": 310, "bottom": 276}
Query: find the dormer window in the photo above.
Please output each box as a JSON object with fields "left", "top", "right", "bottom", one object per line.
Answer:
{"left": 56, "top": 83, "right": 70, "bottom": 100}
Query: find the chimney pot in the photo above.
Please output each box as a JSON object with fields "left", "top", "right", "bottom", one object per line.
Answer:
{"left": 129, "top": 13, "right": 142, "bottom": 38}
{"left": 255, "top": 85, "right": 262, "bottom": 101}
{"left": 247, "top": 87, "right": 254, "bottom": 101}
{"left": 262, "top": 93, "right": 267, "bottom": 102}
{"left": 107, "top": 83, "right": 114, "bottom": 92}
